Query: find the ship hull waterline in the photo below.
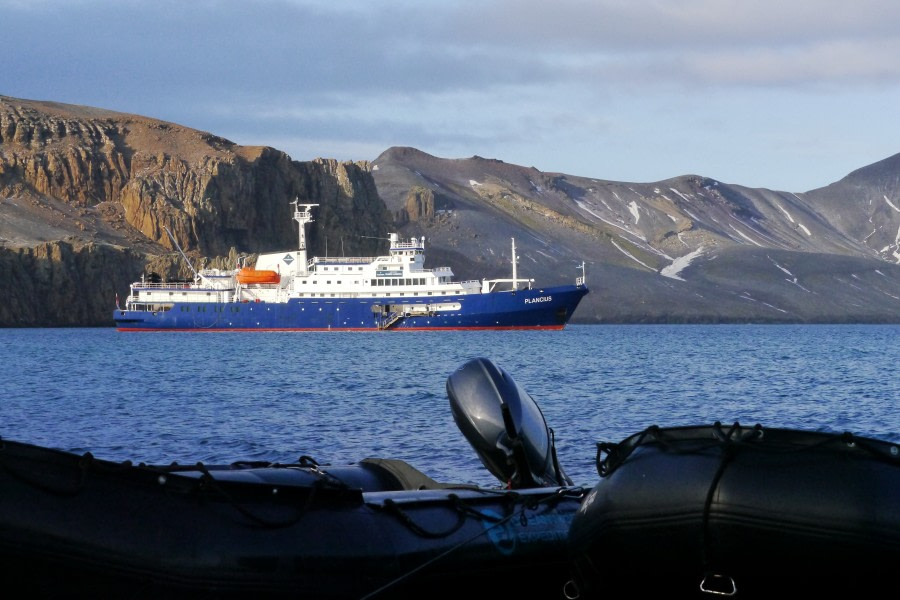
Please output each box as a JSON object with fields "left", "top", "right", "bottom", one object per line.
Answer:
{"left": 114, "top": 285, "right": 588, "bottom": 332}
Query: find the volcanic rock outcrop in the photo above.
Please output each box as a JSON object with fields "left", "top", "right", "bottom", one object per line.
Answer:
{"left": 0, "top": 96, "right": 391, "bottom": 326}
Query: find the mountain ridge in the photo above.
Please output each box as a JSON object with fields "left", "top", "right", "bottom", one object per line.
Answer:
{"left": 371, "top": 146, "right": 900, "bottom": 323}
{"left": 1, "top": 96, "right": 899, "bottom": 325}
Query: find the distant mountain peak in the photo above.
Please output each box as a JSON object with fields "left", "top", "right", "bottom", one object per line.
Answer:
{"left": 372, "top": 145, "right": 900, "bottom": 323}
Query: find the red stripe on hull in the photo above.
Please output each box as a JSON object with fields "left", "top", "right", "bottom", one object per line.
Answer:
{"left": 116, "top": 324, "right": 568, "bottom": 332}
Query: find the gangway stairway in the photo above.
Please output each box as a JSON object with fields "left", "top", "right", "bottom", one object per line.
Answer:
{"left": 379, "top": 311, "right": 405, "bottom": 330}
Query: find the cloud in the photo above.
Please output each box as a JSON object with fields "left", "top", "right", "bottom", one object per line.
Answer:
{"left": 3, "top": 0, "right": 900, "bottom": 190}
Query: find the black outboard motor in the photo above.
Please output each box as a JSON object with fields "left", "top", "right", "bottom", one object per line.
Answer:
{"left": 446, "top": 357, "right": 572, "bottom": 489}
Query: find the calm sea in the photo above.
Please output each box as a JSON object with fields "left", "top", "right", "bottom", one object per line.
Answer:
{"left": 2, "top": 324, "right": 897, "bottom": 488}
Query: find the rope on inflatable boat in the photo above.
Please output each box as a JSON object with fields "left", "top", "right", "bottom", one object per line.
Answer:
{"left": 591, "top": 421, "right": 900, "bottom": 596}
{"left": 594, "top": 420, "right": 900, "bottom": 478}
{"left": 360, "top": 485, "right": 585, "bottom": 599}
{"left": 0, "top": 442, "right": 370, "bottom": 530}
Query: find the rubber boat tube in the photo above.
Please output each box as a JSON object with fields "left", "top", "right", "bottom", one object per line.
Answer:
{"left": 0, "top": 357, "right": 586, "bottom": 599}
{"left": 567, "top": 422, "right": 900, "bottom": 598}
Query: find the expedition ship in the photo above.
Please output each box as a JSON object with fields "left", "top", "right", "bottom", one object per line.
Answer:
{"left": 113, "top": 201, "right": 588, "bottom": 331}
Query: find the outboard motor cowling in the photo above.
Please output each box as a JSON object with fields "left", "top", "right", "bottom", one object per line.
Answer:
{"left": 446, "top": 357, "right": 572, "bottom": 489}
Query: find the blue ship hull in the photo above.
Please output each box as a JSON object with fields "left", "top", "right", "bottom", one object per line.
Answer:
{"left": 114, "top": 284, "right": 588, "bottom": 331}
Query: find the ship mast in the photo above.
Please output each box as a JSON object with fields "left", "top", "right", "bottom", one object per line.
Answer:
{"left": 292, "top": 199, "right": 319, "bottom": 275}
{"left": 511, "top": 237, "right": 518, "bottom": 291}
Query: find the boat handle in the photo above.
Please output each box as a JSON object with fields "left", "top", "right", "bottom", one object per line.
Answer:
{"left": 562, "top": 579, "right": 580, "bottom": 599}
{"left": 699, "top": 573, "right": 737, "bottom": 596}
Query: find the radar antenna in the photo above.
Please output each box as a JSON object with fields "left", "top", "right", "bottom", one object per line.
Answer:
{"left": 291, "top": 198, "right": 319, "bottom": 251}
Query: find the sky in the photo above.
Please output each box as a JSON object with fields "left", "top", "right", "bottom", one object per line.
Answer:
{"left": 4, "top": 0, "right": 900, "bottom": 192}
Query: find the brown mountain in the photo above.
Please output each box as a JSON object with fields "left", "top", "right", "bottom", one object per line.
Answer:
{"left": 2, "top": 95, "right": 899, "bottom": 326}
{"left": 0, "top": 96, "right": 390, "bottom": 326}
{"left": 371, "top": 147, "right": 900, "bottom": 323}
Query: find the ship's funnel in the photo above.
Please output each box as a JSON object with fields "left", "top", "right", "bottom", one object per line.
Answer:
{"left": 446, "top": 358, "right": 571, "bottom": 489}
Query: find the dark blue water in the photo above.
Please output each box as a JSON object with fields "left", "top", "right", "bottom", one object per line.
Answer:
{"left": 2, "top": 325, "right": 897, "bottom": 488}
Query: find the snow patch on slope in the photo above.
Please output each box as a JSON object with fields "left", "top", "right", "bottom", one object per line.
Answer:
{"left": 660, "top": 246, "right": 704, "bottom": 280}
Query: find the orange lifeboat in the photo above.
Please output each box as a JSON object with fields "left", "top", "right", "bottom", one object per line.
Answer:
{"left": 237, "top": 267, "right": 281, "bottom": 285}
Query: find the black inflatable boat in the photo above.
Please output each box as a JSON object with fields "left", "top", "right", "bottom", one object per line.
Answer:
{"left": 567, "top": 422, "right": 900, "bottom": 598}
{"left": 0, "top": 358, "right": 584, "bottom": 599}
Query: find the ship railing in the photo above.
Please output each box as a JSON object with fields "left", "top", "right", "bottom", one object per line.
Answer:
{"left": 390, "top": 241, "right": 423, "bottom": 250}
{"left": 308, "top": 256, "right": 372, "bottom": 266}
{"left": 375, "top": 267, "right": 452, "bottom": 274}
{"left": 132, "top": 281, "right": 194, "bottom": 290}
{"left": 134, "top": 281, "right": 236, "bottom": 292}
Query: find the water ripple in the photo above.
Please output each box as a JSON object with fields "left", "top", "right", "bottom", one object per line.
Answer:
{"left": 1, "top": 324, "right": 897, "bottom": 487}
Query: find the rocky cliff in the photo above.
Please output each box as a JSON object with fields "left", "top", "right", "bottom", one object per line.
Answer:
{"left": 0, "top": 96, "right": 392, "bottom": 326}
{"left": 4, "top": 95, "right": 900, "bottom": 326}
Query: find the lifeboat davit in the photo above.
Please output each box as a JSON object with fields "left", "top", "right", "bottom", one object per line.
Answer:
{"left": 237, "top": 267, "right": 280, "bottom": 285}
